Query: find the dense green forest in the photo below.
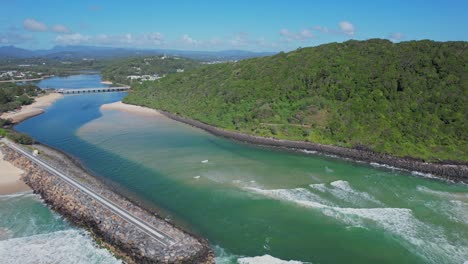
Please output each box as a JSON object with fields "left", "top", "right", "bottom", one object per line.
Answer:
{"left": 0, "top": 83, "right": 43, "bottom": 113}
{"left": 101, "top": 56, "right": 200, "bottom": 84}
{"left": 124, "top": 39, "right": 467, "bottom": 162}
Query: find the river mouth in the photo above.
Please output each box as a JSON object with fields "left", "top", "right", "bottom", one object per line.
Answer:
{"left": 9, "top": 74, "right": 468, "bottom": 264}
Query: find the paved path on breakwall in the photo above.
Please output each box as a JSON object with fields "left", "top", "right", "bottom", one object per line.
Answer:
{"left": 2, "top": 138, "right": 175, "bottom": 247}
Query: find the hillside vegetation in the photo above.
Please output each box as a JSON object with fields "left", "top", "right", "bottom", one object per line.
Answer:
{"left": 0, "top": 83, "right": 43, "bottom": 113}
{"left": 124, "top": 39, "right": 468, "bottom": 162}
{"left": 101, "top": 56, "right": 200, "bottom": 84}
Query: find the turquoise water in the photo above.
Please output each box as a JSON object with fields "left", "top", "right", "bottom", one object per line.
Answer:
{"left": 0, "top": 192, "right": 120, "bottom": 263}
{"left": 12, "top": 75, "right": 468, "bottom": 263}
{"left": 0, "top": 75, "right": 121, "bottom": 263}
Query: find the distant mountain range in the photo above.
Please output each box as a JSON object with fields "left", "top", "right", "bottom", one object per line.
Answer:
{"left": 0, "top": 45, "right": 276, "bottom": 61}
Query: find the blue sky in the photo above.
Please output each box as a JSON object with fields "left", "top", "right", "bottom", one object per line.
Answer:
{"left": 1, "top": 0, "right": 467, "bottom": 51}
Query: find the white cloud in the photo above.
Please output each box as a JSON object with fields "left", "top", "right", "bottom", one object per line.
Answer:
{"left": 55, "top": 33, "right": 90, "bottom": 45}
{"left": 313, "top": 26, "right": 329, "bottom": 33}
{"left": 389, "top": 32, "right": 405, "bottom": 42}
{"left": 279, "top": 28, "right": 315, "bottom": 42}
{"left": 52, "top": 24, "right": 70, "bottom": 33}
{"left": 313, "top": 21, "right": 356, "bottom": 36}
{"left": 55, "top": 32, "right": 165, "bottom": 46}
{"left": 300, "top": 29, "right": 314, "bottom": 38}
{"left": 339, "top": 21, "right": 355, "bottom": 36}
{"left": 23, "top": 18, "right": 47, "bottom": 32}
{"left": 181, "top": 34, "right": 199, "bottom": 45}
{"left": 141, "top": 32, "right": 164, "bottom": 45}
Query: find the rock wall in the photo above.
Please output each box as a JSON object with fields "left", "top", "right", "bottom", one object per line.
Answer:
{"left": 160, "top": 111, "right": 468, "bottom": 183}
{"left": 1, "top": 145, "right": 214, "bottom": 264}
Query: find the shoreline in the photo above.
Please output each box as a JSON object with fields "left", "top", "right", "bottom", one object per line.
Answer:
{"left": 101, "top": 101, "right": 161, "bottom": 116}
{"left": 0, "top": 148, "right": 30, "bottom": 195}
{"left": 1, "top": 141, "right": 214, "bottom": 263}
{"left": 160, "top": 110, "right": 468, "bottom": 182}
{"left": 1, "top": 96, "right": 214, "bottom": 262}
{"left": 111, "top": 101, "right": 467, "bottom": 183}
{"left": 1, "top": 93, "right": 63, "bottom": 123}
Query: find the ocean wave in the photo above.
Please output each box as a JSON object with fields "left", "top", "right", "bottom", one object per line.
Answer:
{"left": 245, "top": 186, "right": 468, "bottom": 264}
{"left": 309, "top": 180, "right": 384, "bottom": 207}
{"left": 411, "top": 171, "right": 437, "bottom": 179}
{"left": 370, "top": 162, "right": 398, "bottom": 170}
{"left": 238, "top": 255, "right": 303, "bottom": 264}
{"left": 0, "top": 229, "right": 120, "bottom": 264}
{"left": 245, "top": 187, "right": 331, "bottom": 209}
{"left": 417, "top": 186, "right": 468, "bottom": 199}
{"left": 0, "top": 191, "right": 35, "bottom": 200}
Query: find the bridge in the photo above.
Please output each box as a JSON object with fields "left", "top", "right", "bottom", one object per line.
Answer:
{"left": 56, "top": 86, "right": 130, "bottom": 94}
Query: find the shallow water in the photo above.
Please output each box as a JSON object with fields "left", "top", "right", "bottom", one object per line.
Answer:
{"left": 0, "top": 192, "right": 120, "bottom": 264}
{"left": 0, "top": 75, "right": 120, "bottom": 263}
{"left": 13, "top": 75, "right": 468, "bottom": 263}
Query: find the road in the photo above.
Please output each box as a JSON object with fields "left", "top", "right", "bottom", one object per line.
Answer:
{"left": 2, "top": 139, "right": 175, "bottom": 247}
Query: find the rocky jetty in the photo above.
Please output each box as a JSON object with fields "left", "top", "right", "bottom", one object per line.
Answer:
{"left": 1, "top": 144, "right": 214, "bottom": 264}
{"left": 160, "top": 111, "right": 468, "bottom": 183}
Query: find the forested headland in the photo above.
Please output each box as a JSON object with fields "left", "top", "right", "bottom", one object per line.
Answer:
{"left": 122, "top": 39, "right": 466, "bottom": 162}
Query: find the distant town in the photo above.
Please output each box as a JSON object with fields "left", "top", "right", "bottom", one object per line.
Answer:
{"left": 0, "top": 69, "right": 51, "bottom": 82}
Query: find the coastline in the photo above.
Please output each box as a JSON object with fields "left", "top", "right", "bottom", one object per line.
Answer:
{"left": 0, "top": 93, "right": 62, "bottom": 195}
{"left": 1, "top": 141, "right": 214, "bottom": 263}
{"left": 0, "top": 147, "right": 30, "bottom": 195}
{"left": 101, "top": 101, "right": 161, "bottom": 116}
{"left": 1, "top": 96, "right": 214, "bottom": 262}
{"left": 1, "top": 93, "right": 63, "bottom": 123}
{"left": 112, "top": 101, "right": 467, "bottom": 183}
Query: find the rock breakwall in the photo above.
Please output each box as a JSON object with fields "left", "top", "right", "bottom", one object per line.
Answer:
{"left": 160, "top": 111, "right": 468, "bottom": 183}
{"left": 1, "top": 144, "right": 214, "bottom": 264}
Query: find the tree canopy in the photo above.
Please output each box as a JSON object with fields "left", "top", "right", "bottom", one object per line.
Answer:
{"left": 124, "top": 39, "right": 468, "bottom": 162}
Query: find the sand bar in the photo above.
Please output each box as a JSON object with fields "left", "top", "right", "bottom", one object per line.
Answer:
{"left": 1, "top": 93, "right": 63, "bottom": 123}
{"left": 101, "top": 81, "right": 113, "bottom": 85}
{"left": 101, "top": 101, "right": 161, "bottom": 116}
{"left": 0, "top": 148, "right": 29, "bottom": 195}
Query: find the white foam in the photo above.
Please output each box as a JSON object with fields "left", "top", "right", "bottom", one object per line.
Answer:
{"left": 308, "top": 183, "right": 327, "bottom": 192}
{"left": 325, "top": 166, "right": 334, "bottom": 173}
{"left": 417, "top": 186, "right": 468, "bottom": 199}
{"left": 411, "top": 171, "right": 437, "bottom": 179}
{"left": 0, "top": 191, "right": 35, "bottom": 200}
{"left": 310, "top": 180, "right": 384, "bottom": 207}
{"left": 245, "top": 186, "right": 468, "bottom": 264}
{"left": 201, "top": 159, "right": 209, "bottom": 163}
{"left": 0, "top": 229, "right": 121, "bottom": 264}
{"left": 213, "top": 245, "right": 239, "bottom": 264}
{"left": 245, "top": 187, "right": 330, "bottom": 209}
{"left": 370, "top": 162, "right": 398, "bottom": 170}
{"left": 302, "top": 150, "right": 317, "bottom": 154}
{"left": 193, "top": 176, "right": 201, "bottom": 179}
{"left": 238, "top": 255, "right": 303, "bottom": 264}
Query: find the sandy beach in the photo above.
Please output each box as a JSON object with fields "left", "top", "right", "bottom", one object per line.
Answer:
{"left": 0, "top": 148, "right": 29, "bottom": 195}
{"left": 101, "top": 81, "right": 113, "bottom": 85}
{"left": 101, "top": 101, "right": 161, "bottom": 116}
{"left": 0, "top": 93, "right": 63, "bottom": 123}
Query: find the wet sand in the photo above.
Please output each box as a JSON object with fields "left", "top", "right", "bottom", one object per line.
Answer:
{"left": 1, "top": 93, "right": 63, "bottom": 123}
{"left": 101, "top": 101, "right": 162, "bottom": 116}
{"left": 0, "top": 148, "right": 29, "bottom": 195}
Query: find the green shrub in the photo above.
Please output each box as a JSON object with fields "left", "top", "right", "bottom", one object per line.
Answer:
{"left": 7, "top": 131, "right": 34, "bottom": 145}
